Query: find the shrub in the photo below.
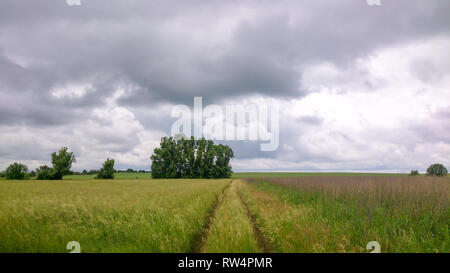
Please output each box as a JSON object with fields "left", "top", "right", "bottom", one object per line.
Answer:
{"left": 96, "top": 158, "right": 115, "bottom": 179}
{"left": 36, "top": 165, "right": 56, "bottom": 180}
{"left": 409, "top": 170, "right": 419, "bottom": 176}
{"left": 426, "top": 163, "right": 448, "bottom": 177}
{"left": 0, "top": 171, "right": 5, "bottom": 178}
{"left": 5, "top": 162, "right": 29, "bottom": 180}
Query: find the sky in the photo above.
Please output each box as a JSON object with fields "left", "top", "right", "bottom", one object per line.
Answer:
{"left": 0, "top": 0, "right": 449, "bottom": 173}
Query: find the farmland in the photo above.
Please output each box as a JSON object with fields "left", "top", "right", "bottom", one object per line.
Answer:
{"left": 0, "top": 174, "right": 448, "bottom": 253}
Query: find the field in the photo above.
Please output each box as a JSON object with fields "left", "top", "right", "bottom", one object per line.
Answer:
{"left": 0, "top": 174, "right": 448, "bottom": 253}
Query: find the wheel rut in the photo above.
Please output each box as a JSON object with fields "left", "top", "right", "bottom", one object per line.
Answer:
{"left": 190, "top": 180, "right": 232, "bottom": 253}
{"left": 237, "top": 181, "right": 272, "bottom": 253}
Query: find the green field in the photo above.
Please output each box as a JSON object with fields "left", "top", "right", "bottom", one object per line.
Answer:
{"left": 63, "top": 172, "right": 153, "bottom": 180}
{"left": 61, "top": 172, "right": 408, "bottom": 180}
{"left": 0, "top": 175, "right": 448, "bottom": 253}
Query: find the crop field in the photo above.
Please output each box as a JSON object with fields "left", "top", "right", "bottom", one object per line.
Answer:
{"left": 0, "top": 175, "right": 448, "bottom": 253}
{"left": 0, "top": 179, "right": 229, "bottom": 252}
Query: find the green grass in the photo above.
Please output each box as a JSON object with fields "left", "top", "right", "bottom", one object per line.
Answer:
{"left": 232, "top": 172, "right": 408, "bottom": 179}
{"left": 63, "top": 172, "right": 153, "bottom": 180}
{"left": 1, "top": 174, "right": 447, "bottom": 253}
{"left": 0, "top": 179, "right": 229, "bottom": 252}
{"left": 203, "top": 181, "right": 260, "bottom": 253}
{"left": 61, "top": 171, "right": 408, "bottom": 180}
{"left": 240, "top": 177, "right": 449, "bottom": 253}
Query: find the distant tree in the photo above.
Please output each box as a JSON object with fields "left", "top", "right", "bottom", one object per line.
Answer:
{"left": 426, "top": 163, "right": 448, "bottom": 177}
{"left": 96, "top": 158, "right": 115, "bottom": 179}
{"left": 151, "top": 136, "right": 234, "bottom": 179}
{"left": 36, "top": 165, "right": 56, "bottom": 180}
{"left": 51, "top": 147, "right": 76, "bottom": 180}
{"left": 409, "top": 170, "right": 419, "bottom": 176}
{"left": 126, "top": 168, "right": 135, "bottom": 173}
{"left": 29, "top": 170, "right": 37, "bottom": 178}
{"left": 0, "top": 171, "right": 5, "bottom": 178}
{"left": 5, "top": 162, "right": 29, "bottom": 180}
{"left": 82, "top": 170, "right": 88, "bottom": 175}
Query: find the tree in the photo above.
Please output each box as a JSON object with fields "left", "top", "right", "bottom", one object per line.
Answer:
{"left": 409, "top": 170, "right": 419, "bottom": 176}
{"left": 96, "top": 158, "right": 115, "bottom": 179}
{"left": 5, "top": 162, "right": 29, "bottom": 180}
{"left": 150, "top": 137, "right": 234, "bottom": 179}
{"left": 36, "top": 165, "right": 56, "bottom": 180}
{"left": 426, "top": 163, "right": 448, "bottom": 177}
{"left": 51, "top": 147, "right": 76, "bottom": 180}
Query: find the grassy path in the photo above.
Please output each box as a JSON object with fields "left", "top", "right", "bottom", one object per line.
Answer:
{"left": 201, "top": 180, "right": 261, "bottom": 253}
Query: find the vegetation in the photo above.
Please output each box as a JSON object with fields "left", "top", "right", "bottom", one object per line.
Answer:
{"left": 51, "top": 147, "right": 76, "bottom": 180}
{"left": 0, "top": 179, "right": 229, "bottom": 252}
{"left": 5, "top": 162, "right": 29, "bottom": 180}
{"left": 409, "top": 170, "right": 419, "bottom": 176}
{"left": 36, "top": 165, "right": 56, "bottom": 180}
{"left": 241, "top": 176, "right": 449, "bottom": 252}
{"left": 63, "top": 172, "right": 153, "bottom": 180}
{"left": 426, "top": 163, "right": 448, "bottom": 177}
{"left": 151, "top": 136, "right": 234, "bottom": 179}
{"left": 203, "top": 181, "right": 260, "bottom": 253}
{"left": 96, "top": 158, "right": 115, "bottom": 179}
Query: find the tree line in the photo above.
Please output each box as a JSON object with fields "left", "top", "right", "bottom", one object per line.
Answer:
{"left": 1, "top": 139, "right": 448, "bottom": 180}
{"left": 1, "top": 147, "right": 115, "bottom": 180}
{"left": 151, "top": 136, "right": 234, "bottom": 179}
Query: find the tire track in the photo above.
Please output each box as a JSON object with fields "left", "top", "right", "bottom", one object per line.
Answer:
{"left": 190, "top": 180, "right": 232, "bottom": 253}
{"left": 237, "top": 180, "right": 272, "bottom": 253}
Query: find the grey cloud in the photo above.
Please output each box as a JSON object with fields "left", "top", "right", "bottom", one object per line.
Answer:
{"left": 0, "top": 0, "right": 449, "bottom": 171}
{"left": 1, "top": 0, "right": 448, "bottom": 113}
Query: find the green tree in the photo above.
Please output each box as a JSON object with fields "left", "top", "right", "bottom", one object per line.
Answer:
{"left": 5, "top": 162, "right": 29, "bottom": 180}
{"left": 51, "top": 147, "right": 76, "bottom": 180}
{"left": 426, "top": 163, "right": 448, "bottom": 177}
{"left": 96, "top": 158, "right": 115, "bottom": 179}
{"left": 36, "top": 165, "right": 56, "bottom": 180}
{"left": 151, "top": 136, "right": 234, "bottom": 179}
{"left": 409, "top": 170, "right": 419, "bottom": 176}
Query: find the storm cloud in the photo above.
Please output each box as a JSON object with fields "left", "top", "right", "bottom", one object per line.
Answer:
{"left": 0, "top": 0, "right": 449, "bottom": 171}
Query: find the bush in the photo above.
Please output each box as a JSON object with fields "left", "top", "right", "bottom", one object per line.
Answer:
{"left": 426, "top": 163, "right": 448, "bottom": 177}
{"left": 0, "top": 171, "right": 5, "bottom": 178}
{"left": 409, "top": 170, "right": 419, "bottom": 176}
{"left": 36, "top": 165, "right": 56, "bottom": 180}
{"left": 96, "top": 158, "right": 115, "bottom": 179}
{"left": 5, "top": 162, "right": 29, "bottom": 180}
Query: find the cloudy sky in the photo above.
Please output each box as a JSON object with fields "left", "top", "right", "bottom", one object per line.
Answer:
{"left": 0, "top": 0, "right": 449, "bottom": 172}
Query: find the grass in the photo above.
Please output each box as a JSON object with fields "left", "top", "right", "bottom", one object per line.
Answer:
{"left": 1, "top": 174, "right": 447, "bottom": 253}
{"left": 202, "top": 181, "right": 260, "bottom": 253}
{"left": 41, "top": 171, "right": 411, "bottom": 180}
{"left": 232, "top": 172, "right": 408, "bottom": 178}
{"left": 63, "top": 172, "right": 153, "bottom": 180}
{"left": 241, "top": 176, "right": 450, "bottom": 252}
{"left": 0, "top": 179, "right": 229, "bottom": 252}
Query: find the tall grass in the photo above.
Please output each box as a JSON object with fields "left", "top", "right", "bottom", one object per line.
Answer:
{"left": 0, "top": 179, "right": 229, "bottom": 252}
{"left": 203, "top": 181, "right": 260, "bottom": 253}
{"left": 242, "top": 176, "right": 449, "bottom": 252}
